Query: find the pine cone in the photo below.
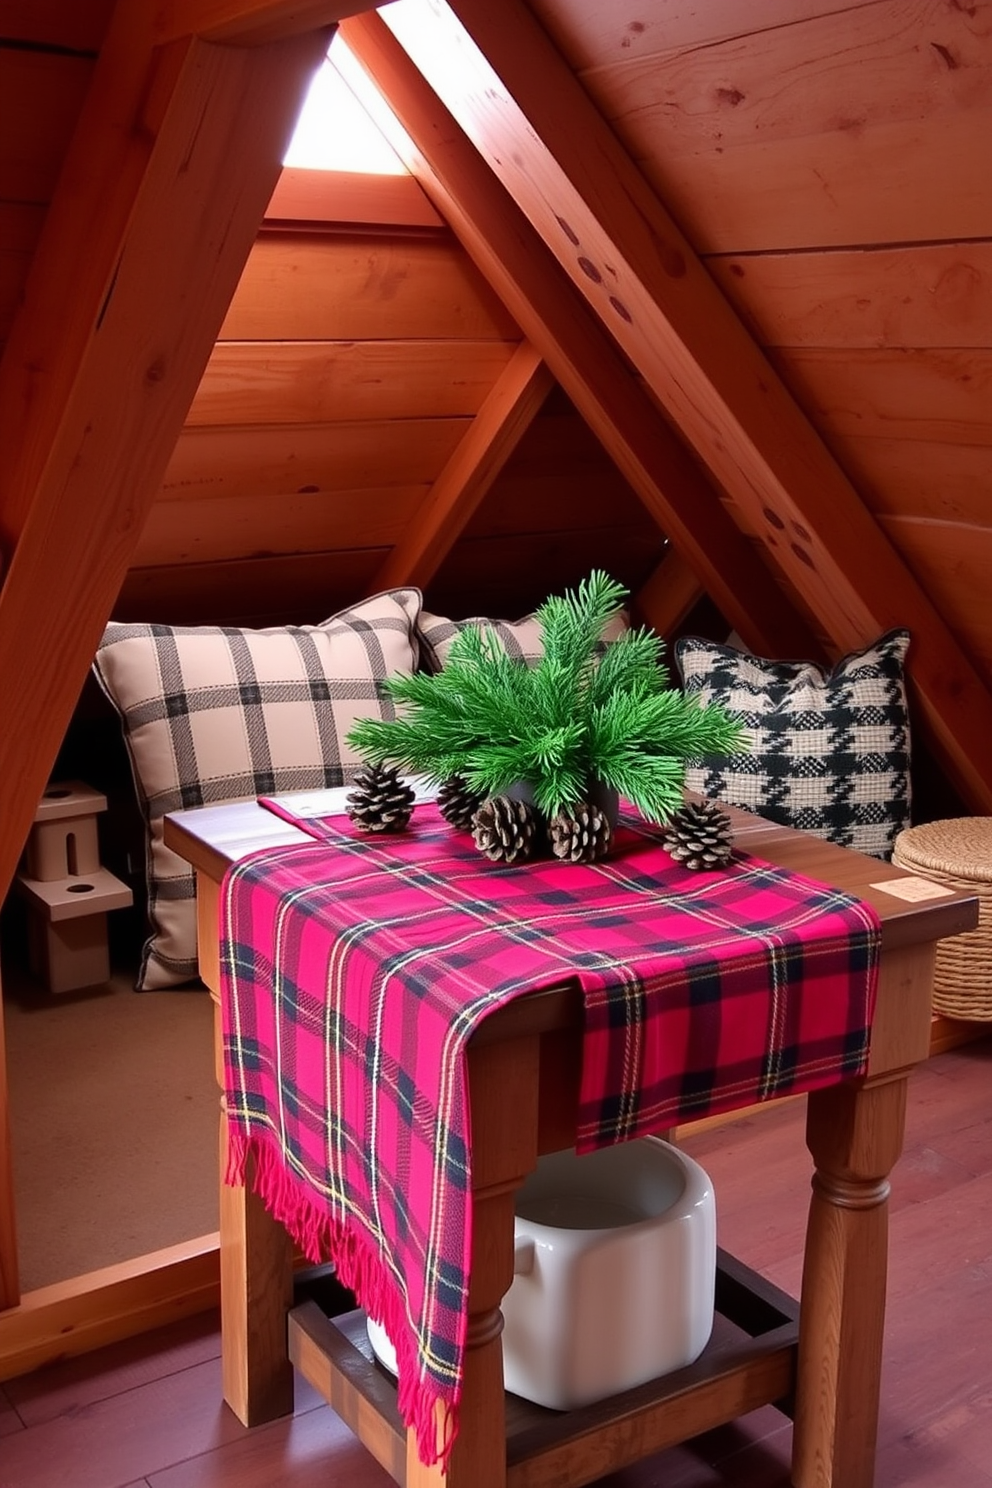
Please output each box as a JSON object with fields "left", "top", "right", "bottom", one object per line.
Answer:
{"left": 665, "top": 799, "right": 734, "bottom": 871}
{"left": 548, "top": 800, "right": 613, "bottom": 863}
{"left": 437, "top": 774, "right": 485, "bottom": 831}
{"left": 472, "top": 795, "right": 540, "bottom": 864}
{"left": 346, "top": 763, "right": 416, "bottom": 833}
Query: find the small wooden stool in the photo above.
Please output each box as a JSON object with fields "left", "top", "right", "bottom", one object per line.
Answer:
{"left": 892, "top": 817, "right": 992, "bottom": 1021}
{"left": 16, "top": 781, "right": 133, "bottom": 994}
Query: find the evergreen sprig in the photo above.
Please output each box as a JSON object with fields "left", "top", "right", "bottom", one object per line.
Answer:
{"left": 347, "top": 570, "right": 746, "bottom": 824}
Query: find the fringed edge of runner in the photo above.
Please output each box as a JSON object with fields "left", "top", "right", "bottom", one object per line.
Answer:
{"left": 225, "top": 1124, "right": 457, "bottom": 1471}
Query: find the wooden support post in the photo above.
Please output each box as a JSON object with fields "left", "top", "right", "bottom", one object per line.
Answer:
{"left": 795, "top": 1075, "right": 908, "bottom": 1488}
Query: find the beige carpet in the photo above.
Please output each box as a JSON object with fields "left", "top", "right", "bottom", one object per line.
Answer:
{"left": 2, "top": 952, "right": 218, "bottom": 1293}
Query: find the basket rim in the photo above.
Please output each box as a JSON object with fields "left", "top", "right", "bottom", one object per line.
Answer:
{"left": 893, "top": 817, "right": 992, "bottom": 887}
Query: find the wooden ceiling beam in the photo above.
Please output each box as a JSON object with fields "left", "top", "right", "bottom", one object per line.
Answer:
{"left": 0, "top": 12, "right": 331, "bottom": 903}
{"left": 153, "top": 0, "right": 367, "bottom": 46}
{"left": 337, "top": 16, "right": 819, "bottom": 662}
{"left": 374, "top": 340, "right": 554, "bottom": 592}
{"left": 635, "top": 551, "right": 705, "bottom": 645}
{"left": 386, "top": 0, "right": 992, "bottom": 813}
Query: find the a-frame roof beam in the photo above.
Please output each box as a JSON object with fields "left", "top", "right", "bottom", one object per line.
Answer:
{"left": 0, "top": 12, "right": 331, "bottom": 904}
{"left": 374, "top": 340, "right": 555, "bottom": 592}
{"left": 154, "top": 0, "right": 369, "bottom": 45}
{"left": 636, "top": 550, "right": 705, "bottom": 644}
{"left": 337, "top": 15, "right": 819, "bottom": 663}
{"left": 390, "top": 0, "right": 992, "bottom": 813}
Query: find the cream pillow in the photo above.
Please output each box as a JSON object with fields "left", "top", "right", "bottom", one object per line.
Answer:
{"left": 417, "top": 607, "right": 629, "bottom": 672}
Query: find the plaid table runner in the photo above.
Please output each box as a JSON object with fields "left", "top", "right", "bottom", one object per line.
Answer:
{"left": 220, "top": 802, "right": 879, "bottom": 1468}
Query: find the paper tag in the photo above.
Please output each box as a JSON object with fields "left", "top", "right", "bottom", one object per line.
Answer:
{"left": 869, "top": 875, "right": 957, "bottom": 902}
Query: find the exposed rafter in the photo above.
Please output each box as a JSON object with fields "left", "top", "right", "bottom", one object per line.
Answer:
{"left": 374, "top": 340, "right": 554, "bottom": 592}
{"left": 153, "top": 0, "right": 363, "bottom": 45}
{"left": 337, "top": 15, "right": 818, "bottom": 662}
{"left": 381, "top": 0, "right": 992, "bottom": 812}
{"left": 0, "top": 11, "right": 332, "bottom": 907}
{"left": 636, "top": 550, "right": 705, "bottom": 644}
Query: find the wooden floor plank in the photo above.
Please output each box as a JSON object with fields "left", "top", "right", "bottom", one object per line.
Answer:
{"left": 0, "top": 1379, "right": 24, "bottom": 1438}
{"left": 0, "top": 1356, "right": 257, "bottom": 1488}
{"left": 2, "top": 1312, "right": 221, "bottom": 1427}
{"left": 146, "top": 1404, "right": 395, "bottom": 1487}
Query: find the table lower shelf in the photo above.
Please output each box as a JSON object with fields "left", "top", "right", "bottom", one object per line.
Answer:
{"left": 288, "top": 1249, "right": 799, "bottom": 1488}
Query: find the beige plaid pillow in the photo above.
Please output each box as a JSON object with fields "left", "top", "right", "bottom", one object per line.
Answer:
{"left": 92, "top": 589, "right": 423, "bottom": 989}
{"left": 417, "top": 608, "right": 628, "bottom": 672}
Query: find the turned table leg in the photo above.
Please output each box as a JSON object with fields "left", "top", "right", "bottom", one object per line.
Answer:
{"left": 406, "top": 1032, "right": 542, "bottom": 1487}
{"left": 793, "top": 1074, "right": 909, "bottom": 1488}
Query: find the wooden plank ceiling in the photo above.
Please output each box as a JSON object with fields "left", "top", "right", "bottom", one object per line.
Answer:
{"left": 373, "top": 0, "right": 992, "bottom": 817}
{"left": 1, "top": 0, "right": 991, "bottom": 916}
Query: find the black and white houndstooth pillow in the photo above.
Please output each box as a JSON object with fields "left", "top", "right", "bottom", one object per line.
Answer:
{"left": 674, "top": 630, "right": 912, "bottom": 860}
{"left": 93, "top": 589, "right": 422, "bottom": 989}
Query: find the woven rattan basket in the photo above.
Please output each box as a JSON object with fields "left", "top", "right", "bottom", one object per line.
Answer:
{"left": 892, "top": 817, "right": 992, "bottom": 1021}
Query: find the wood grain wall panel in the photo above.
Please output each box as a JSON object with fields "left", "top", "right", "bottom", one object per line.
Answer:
{"left": 186, "top": 340, "right": 517, "bottom": 425}
{"left": 264, "top": 167, "right": 445, "bottom": 229}
{"left": 0, "top": 206, "right": 45, "bottom": 345}
{"left": 0, "top": 204, "right": 45, "bottom": 261}
{"left": 832, "top": 438, "right": 992, "bottom": 528}
{"left": 219, "top": 234, "right": 520, "bottom": 341}
{"left": 774, "top": 348, "right": 992, "bottom": 448}
{"left": 375, "top": 341, "right": 554, "bottom": 589}
{"left": 0, "top": 51, "right": 93, "bottom": 203}
{"left": 579, "top": 0, "right": 992, "bottom": 253}
{"left": 485, "top": 392, "right": 632, "bottom": 475}
{"left": 530, "top": 0, "right": 880, "bottom": 73}
{"left": 114, "top": 548, "right": 389, "bottom": 628}
{"left": 879, "top": 518, "right": 992, "bottom": 671}
{"left": 133, "top": 484, "right": 429, "bottom": 566}
{"left": 426, "top": 525, "right": 666, "bottom": 622}
{"left": 159, "top": 419, "right": 469, "bottom": 503}
{"left": 466, "top": 405, "right": 665, "bottom": 537}
{"left": 706, "top": 243, "right": 992, "bottom": 351}
{"left": 0, "top": 1, "right": 114, "bottom": 50}
{"left": 465, "top": 469, "right": 659, "bottom": 537}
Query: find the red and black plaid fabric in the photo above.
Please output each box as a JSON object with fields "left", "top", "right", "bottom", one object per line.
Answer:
{"left": 220, "top": 803, "right": 879, "bottom": 1468}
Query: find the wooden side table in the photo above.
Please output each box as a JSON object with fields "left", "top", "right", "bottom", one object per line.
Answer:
{"left": 165, "top": 797, "right": 978, "bottom": 1488}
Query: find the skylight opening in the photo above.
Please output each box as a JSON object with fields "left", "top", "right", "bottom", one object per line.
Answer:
{"left": 283, "top": 34, "right": 408, "bottom": 175}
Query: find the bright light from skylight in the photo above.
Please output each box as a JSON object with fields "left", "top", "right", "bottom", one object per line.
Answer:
{"left": 283, "top": 37, "right": 407, "bottom": 174}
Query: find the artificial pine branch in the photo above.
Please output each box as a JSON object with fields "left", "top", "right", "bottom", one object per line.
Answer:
{"left": 347, "top": 570, "right": 747, "bottom": 825}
